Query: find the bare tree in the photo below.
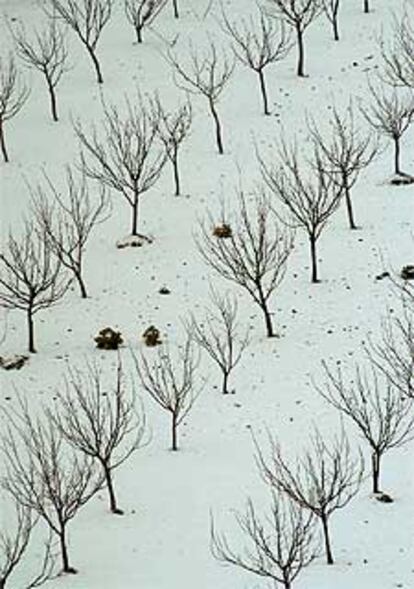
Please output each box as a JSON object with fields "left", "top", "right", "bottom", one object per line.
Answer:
{"left": 255, "top": 427, "right": 364, "bottom": 565}
{"left": 0, "top": 222, "right": 71, "bottom": 353}
{"left": 211, "top": 490, "right": 319, "bottom": 589}
{"left": 124, "top": 0, "right": 168, "bottom": 44}
{"left": 45, "top": 0, "right": 113, "bottom": 84}
{"left": 259, "top": 138, "right": 343, "bottom": 283}
{"left": 266, "top": 0, "right": 322, "bottom": 77}
{"left": 196, "top": 190, "right": 294, "bottom": 337}
{"left": 1, "top": 398, "right": 103, "bottom": 574}
{"left": 360, "top": 80, "right": 414, "bottom": 177}
{"left": 379, "top": 7, "right": 414, "bottom": 90}
{"left": 150, "top": 95, "right": 192, "bottom": 196}
{"left": 184, "top": 288, "right": 250, "bottom": 395}
{"left": 30, "top": 166, "right": 110, "bottom": 298}
{"left": 167, "top": 40, "right": 235, "bottom": 154}
{"left": 318, "top": 362, "right": 414, "bottom": 494}
{"left": 221, "top": 5, "right": 292, "bottom": 115}
{"left": 0, "top": 500, "right": 56, "bottom": 589}
{"left": 74, "top": 94, "right": 166, "bottom": 238}
{"left": 11, "top": 19, "right": 68, "bottom": 122}
{"left": 322, "top": 0, "right": 341, "bottom": 41}
{"left": 306, "top": 101, "right": 378, "bottom": 229}
{"left": 0, "top": 54, "right": 29, "bottom": 163}
{"left": 132, "top": 337, "right": 202, "bottom": 451}
{"left": 49, "top": 358, "right": 147, "bottom": 515}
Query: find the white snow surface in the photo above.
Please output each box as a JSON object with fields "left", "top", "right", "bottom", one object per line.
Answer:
{"left": 0, "top": 0, "right": 413, "bottom": 588}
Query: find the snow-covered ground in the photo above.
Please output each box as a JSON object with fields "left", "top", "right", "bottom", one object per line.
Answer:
{"left": 0, "top": 0, "right": 413, "bottom": 588}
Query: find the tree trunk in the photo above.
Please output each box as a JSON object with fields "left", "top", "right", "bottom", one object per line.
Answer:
{"left": 296, "top": 25, "right": 305, "bottom": 77}
{"left": 136, "top": 24, "right": 143, "bottom": 43}
{"left": 0, "top": 120, "right": 9, "bottom": 163}
{"left": 321, "top": 513, "right": 334, "bottom": 565}
{"left": 59, "top": 527, "right": 77, "bottom": 574}
{"left": 86, "top": 45, "right": 104, "bottom": 83}
{"left": 46, "top": 75, "right": 58, "bottom": 122}
{"left": 131, "top": 191, "right": 140, "bottom": 236}
{"left": 172, "top": 152, "right": 181, "bottom": 196}
{"left": 257, "top": 285, "right": 275, "bottom": 337}
{"left": 343, "top": 175, "right": 357, "bottom": 229}
{"left": 282, "top": 572, "right": 291, "bottom": 589}
{"left": 74, "top": 268, "right": 88, "bottom": 299}
{"left": 364, "top": 0, "right": 369, "bottom": 13}
{"left": 372, "top": 450, "right": 381, "bottom": 493}
{"left": 333, "top": 16, "right": 339, "bottom": 41}
{"left": 208, "top": 98, "right": 224, "bottom": 155}
{"left": 103, "top": 462, "right": 123, "bottom": 515}
{"left": 258, "top": 68, "right": 270, "bottom": 115}
{"left": 27, "top": 307, "right": 36, "bottom": 353}
{"left": 309, "top": 233, "right": 319, "bottom": 283}
{"left": 171, "top": 412, "right": 178, "bottom": 451}
{"left": 393, "top": 136, "right": 401, "bottom": 175}
{"left": 172, "top": 0, "right": 179, "bottom": 18}
{"left": 222, "top": 370, "right": 230, "bottom": 395}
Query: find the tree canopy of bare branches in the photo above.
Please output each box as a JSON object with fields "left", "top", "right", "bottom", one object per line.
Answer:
{"left": 307, "top": 100, "right": 378, "bottom": 229}
{"left": 184, "top": 288, "right": 250, "bottom": 395}
{"left": 30, "top": 166, "right": 110, "bottom": 298}
{"left": 0, "top": 222, "right": 71, "bottom": 353}
{"left": 379, "top": 6, "right": 414, "bottom": 89}
{"left": 50, "top": 358, "right": 147, "bottom": 514}
{"left": 221, "top": 5, "right": 292, "bottom": 115}
{"left": 124, "top": 0, "right": 168, "bottom": 44}
{"left": 45, "top": 0, "right": 113, "bottom": 83}
{"left": 1, "top": 398, "right": 103, "bottom": 574}
{"left": 74, "top": 94, "right": 166, "bottom": 238}
{"left": 0, "top": 54, "right": 29, "bottom": 162}
{"left": 167, "top": 40, "right": 235, "bottom": 154}
{"left": 11, "top": 19, "right": 68, "bottom": 121}
{"left": 360, "top": 80, "right": 414, "bottom": 177}
{"left": 259, "top": 138, "right": 343, "bottom": 283}
{"left": 211, "top": 490, "right": 319, "bottom": 589}
{"left": 318, "top": 362, "right": 414, "bottom": 494}
{"left": 196, "top": 190, "right": 294, "bottom": 337}
{"left": 266, "top": 0, "right": 322, "bottom": 76}
{"left": 255, "top": 427, "right": 364, "bottom": 564}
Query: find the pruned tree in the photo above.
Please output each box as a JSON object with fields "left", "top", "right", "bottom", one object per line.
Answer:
{"left": 220, "top": 5, "right": 292, "bottom": 115}
{"left": 167, "top": 40, "right": 235, "bottom": 154}
{"left": 0, "top": 221, "right": 71, "bottom": 353}
{"left": 255, "top": 426, "right": 364, "bottom": 565}
{"left": 30, "top": 166, "right": 111, "bottom": 298}
{"left": 45, "top": 0, "right": 113, "bottom": 84}
{"left": 0, "top": 500, "right": 56, "bottom": 589}
{"left": 258, "top": 137, "right": 343, "bottom": 283}
{"left": 379, "top": 6, "right": 414, "bottom": 89}
{"left": 322, "top": 0, "right": 341, "bottom": 41}
{"left": 1, "top": 397, "right": 103, "bottom": 574}
{"left": 211, "top": 490, "right": 319, "bottom": 589}
{"left": 0, "top": 54, "right": 30, "bottom": 163}
{"left": 318, "top": 361, "right": 414, "bottom": 494}
{"left": 306, "top": 100, "right": 378, "bottom": 229}
{"left": 74, "top": 94, "right": 167, "bottom": 238}
{"left": 266, "top": 0, "right": 322, "bottom": 76}
{"left": 184, "top": 288, "right": 250, "bottom": 395}
{"left": 150, "top": 95, "right": 192, "bottom": 196}
{"left": 49, "top": 358, "right": 147, "bottom": 515}
{"left": 360, "top": 80, "right": 414, "bottom": 177}
{"left": 196, "top": 190, "right": 294, "bottom": 337}
{"left": 124, "top": 0, "right": 168, "bottom": 44}
{"left": 132, "top": 336, "right": 203, "bottom": 451}
{"left": 11, "top": 19, "right": 68, "bottom": 122}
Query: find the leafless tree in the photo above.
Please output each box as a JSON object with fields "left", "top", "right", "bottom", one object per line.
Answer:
{"left": 266, "top": 0, "right": 322, "bottom": 77}
{"left": 132, "top": 336, "right": 203, "bottom": 451}
{"left": 0, "top": 500, "right": 56, "bottom": 589}
{"left": 306, "top": 100, "right": 378, "bottom": 229}
{"left": 49, "top": 358, "right": 147, "bottom": 514}
{"left": 74, "top": 94, "right": 166, "bottom": 237}
{"left": 1, "top": 397, "right": 103, "bottom": 574}
{"left": 0, "top": 222, "right": 71, "bottom": 353}
{"left": 322, "top": 0, "right": 341, "bottom": 41}
{"left": 150, "top": 95, "right": 192, "bottom": 196}
{"left": 184, "top": 288, "right": 250, "bottom": 395}
{"left": 258, "top": 138, "right": 343, "bottom": 283}
{"left": 30, "top": 166, "right": 110, "bottom": 298}
{"left": 360, "top": 80, "right": 414, "bottom": 177}
{"left": 45, "top": 0, "right": 113, "bottom": 84}
{"left": 0, "top": 54, "right": 29, "bottom": 163}
{"left": 255, "top": 426, "right": 364, "bottom": 565}
{"left": 211, "top": 490, "right": 319, "bottom": 589}
{"left": 167, "top": 40, "right": 235, "bottom": 154}
{"left": 11, "top": 19, "right": 68, "bottom": 122}
{"left": 379, "top": 7, "right": 414, "bottom": 90}
{"left": 196, "top": 190, "right": 294, "bottom": 337}
{"left": 318, "top": 362, "right": 414, "bottom": 494}
{"left": 221, "top": 5, "right": 292, "bottom": 115}
{"left": 124, "top": 0, "right": 168, "bottom": 44}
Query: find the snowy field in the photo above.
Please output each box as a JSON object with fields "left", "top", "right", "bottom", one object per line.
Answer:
{"left": 0, "top": 0, "right": 413, "bottom": 588}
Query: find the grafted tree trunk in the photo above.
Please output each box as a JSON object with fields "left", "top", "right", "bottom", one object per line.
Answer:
{"left": 309, "top": 234, "right": 319, "bottom": 283}
{"left": 86, "top": 45, "right": 104, "bottom": 83}
{"left": 393, "top": 136, "right": 401, "bottom": 175}
{"left": 222, "top": 371, "right": 230, "bottom": 395}
{"left": 208, "top": 98, "right": 224, "bottom": 154}
{"left": 59, "top": 527, "right": 77, "bottom": 574}
{"left": 321, "top": 513, "right": 334, "bottom": 564}
{"left": 172, "top": 152, "right": 180, "bottom": 196}
{"left": 131, "top": 191, "right": 140, "bottom": 236}
{"left": 343, "top": 175, "right": 357, "bottom": 229}
{"left": 364, "top": 0, "right": 370, "bottom": 13}
{"left": 296, "top": 25, "right": 305, "bottom": 77}
{"left": 102, "top": 461, "right": 123, "bottom": 514}
{"left": 333, "top": 16, "right": 339, "bottom": 41}
{"left": 27, "top": 307, "right": 36, "bottom": 353}
{"left": 258, "top": 68, "right": 270, "bottom": 115}
{"left": 171, "top": 412, "right": 178, "bottom": 451}
{"left": 372, "top": 450, "right": 381, "bottom": 493}
{"left": 46, "top": 75, "right": 58, "bottom": 122}
{"left": 0, "top": 120, "right": 9, "bottom": 163}
{"left": 172, "top": 0, "right": 179, "bottom": 18}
